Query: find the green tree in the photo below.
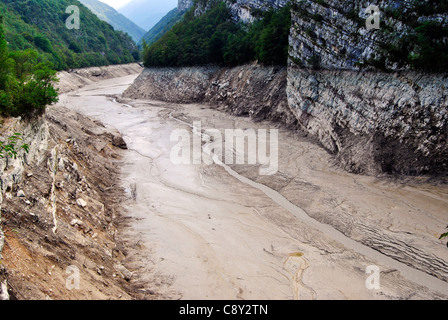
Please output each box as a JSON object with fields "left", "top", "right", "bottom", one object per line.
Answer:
{"left": 441, "top": 228, "right": 448, "bottom": 247}
{"left": 34, "top": 35, "right": 53, "bottom": 53}
{"left": 69, "top": 42, "right": 82, "bottom": 54}
{"left": 0, "top": 17, "right": 58, "bottom": 118}
{"left": 254, "top": 5, "right": 291, "bottom": 65}
{"left": 0, "top": 17, "right": 12, "bottom": 90}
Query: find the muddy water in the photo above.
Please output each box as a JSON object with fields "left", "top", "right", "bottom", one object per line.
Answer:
{"left": 56, "top": 74, "right": 448, "bottom": 300}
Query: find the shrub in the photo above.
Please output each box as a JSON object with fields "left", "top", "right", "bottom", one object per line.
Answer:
{"left": 0, "top": 18, "right": 58, "bottom": 118}
{"left": 34, "top": 35, "right": 53, "bottom": 53}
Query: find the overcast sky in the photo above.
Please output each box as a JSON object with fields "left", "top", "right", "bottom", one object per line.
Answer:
{"left": 99, "top": 0, "right": 132, "bottom": 9}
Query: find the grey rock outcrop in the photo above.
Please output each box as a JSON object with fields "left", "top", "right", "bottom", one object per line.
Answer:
{"left": 288, "top": 0, "right": 447, "bottom": 71}
{"left": 227, "top": 0, "right": 288, "bottom": 22}
{"left": 192, "top": 0, "right": 287, "bottom": 22}
{"left": 289, "top": 0, "right": 383, "bottom": 70}
{"left": 178, "top": 0, "right": 194, "bottom": 12}
{"left": 286, "top": 0, "right": 448, "bottom": 175}
{"left": 287, "top": 68, "right": 448, "bottom": 175}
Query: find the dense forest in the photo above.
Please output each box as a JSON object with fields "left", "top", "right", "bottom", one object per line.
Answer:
{"left": 142, "top": 1, "right": 291, "bottom": 67}
{"left": 0, "top": 0, "right": 140, "bottom": 70}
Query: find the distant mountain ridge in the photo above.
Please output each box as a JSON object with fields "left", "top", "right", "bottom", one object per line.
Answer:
{"left": 141, "top": 7, "right": 186, "bottom": 46}
{"left": 118, "top": 0, "right": 178, "bottom": 31}
{"left": 79, "top": 0, "right": 146, "bottom": 42}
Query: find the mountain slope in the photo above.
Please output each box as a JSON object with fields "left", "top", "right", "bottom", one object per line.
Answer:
{"left": 0, "top": 0, "right": 140, "bottom": 70}
{"left": 118, "top": 0, "right": 178, "bottom": 31}
{"left": 141, "top": 7, "right": 185, "bottom": 46}
{"left": 79, "top": 0, "right": 145, "bottom": 43}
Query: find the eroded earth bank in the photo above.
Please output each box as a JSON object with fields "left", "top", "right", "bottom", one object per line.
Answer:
{"left": 0, "top": 64, "right": 142, "bottom": 300}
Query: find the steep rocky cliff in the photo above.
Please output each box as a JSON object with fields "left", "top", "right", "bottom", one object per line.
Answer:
{"left": 187, "top": 0, "right": 288, "bottom": 21}
{"left": 289, "top": 0, "right": 385, "bottom": 71}
{"left": 287, "top": 68, "right": 448, "bottom": 175}
{"left": 289, "top": 0, "right": 448, "bottom": 71}
{"left": 178, "top": 0, "right": 194, "bottom": 11}
{"left": 287, "top": 0, "right": 448, "bottom": 175}
{"left": 225, "top": 0, "right": 288, "bottom": 22}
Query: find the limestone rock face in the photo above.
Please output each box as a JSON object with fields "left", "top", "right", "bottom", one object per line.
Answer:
{"left": 191, "top": 0, "right": 287, "bottom": 22}
{"left": 287, "top": 68, "right": 448, "bottom": 175}
{"left": 289, "top": 0, "right": 382, "bottom": 70}
{"left": 286, "top": 0, "right": 448, "bottom": 175}
{"left": 287, "top": 0, "right": 448, "bottom": 71}
{"left": 227, "top": 0, "right": 288, "bottom": 22}
{"left": 178, "top": 0, "right": 194, "bottom": 12}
